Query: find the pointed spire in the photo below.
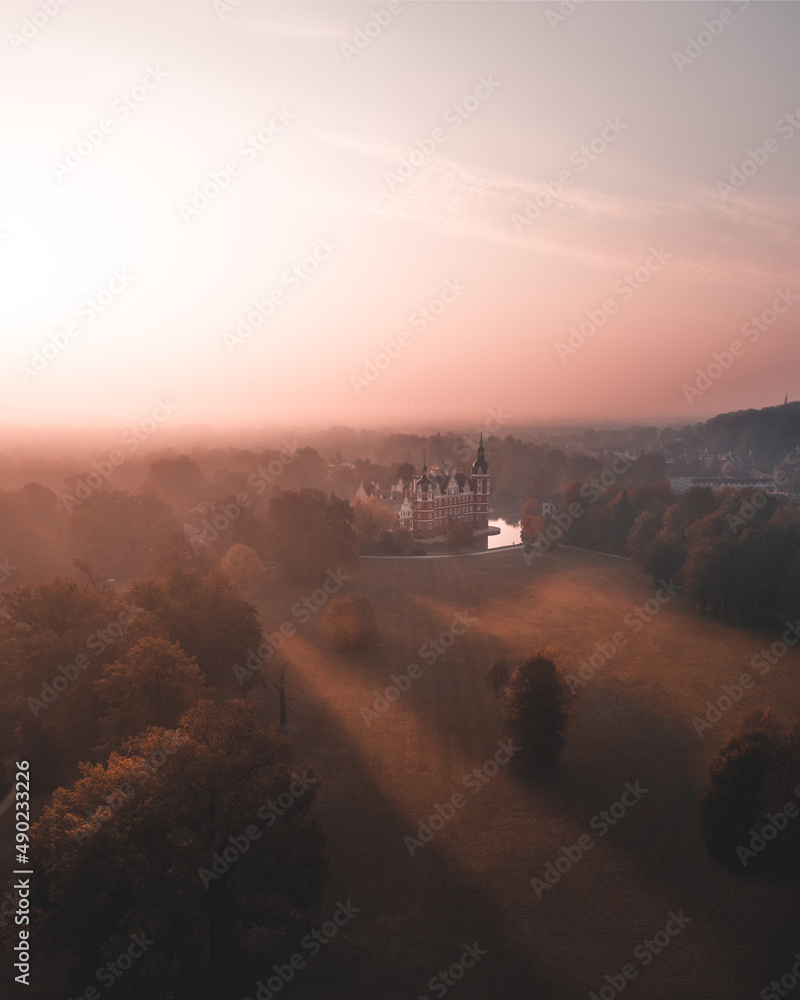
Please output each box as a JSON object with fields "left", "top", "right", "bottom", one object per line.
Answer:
{"left": 472, "top": 432, "right": 489, "bottom": 475}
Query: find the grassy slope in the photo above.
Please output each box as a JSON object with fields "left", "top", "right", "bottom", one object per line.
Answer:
{"left": 249, "top": 547, "right": 800, "bottom": 1000}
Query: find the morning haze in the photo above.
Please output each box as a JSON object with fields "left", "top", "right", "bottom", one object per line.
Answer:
{"left": 1, "top": 3, "right": 800, "bottom": 1000}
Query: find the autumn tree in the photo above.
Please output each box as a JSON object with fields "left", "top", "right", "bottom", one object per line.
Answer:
{"left": 27, "top": 700, "right": 328, "bottom": 999}
{"left": 145, "top": 454, "right": 207, "bottom": 511}
{"left": 564, "top": 452, "right": 602, "bottom": 482}
{"left": 323, "top": 594, "right": 379, "bottom": 651}
{"left": 325, "top": 463, "right": 361, "bottom": 501}
{"left": 627, "top": 510, "right": 660, "bottom": 571}
{"left": 397, "top": 461, "right": 415, "bottom": 485}
{"left": 609, "top": 489, "right": 634, "bottom": 555}
{"left": 220, "top": 544, "right": 267, "bottom": 590}
{"left": 0, "top": 577, "right": 131, "bottom": 785}
{"left": 124, "top": 566, "right": 262, "bottom": 691}
{"left": 266, "top": 488, "right": 358, "bottom": 582}
{"left": 276, "top": 446, "right": 327, "bottom": 491}
{"left": 731, "top": 520, "right": 800, "bottom": 626}
{"left": 352, "top": 496, "right": 396, "bottom": 551}
{"left": 683, "top": 535, "right": 738, "bottom": 619}
{"left": 504, "top": 649, "right": 572, "bottom": 776}
{"left": 378, "top": 527, "right": 413, "bottom": 555}
{"left": 0, "top": 482, "right": 67, "bottom": 582}
{"left": 520, "top": 498, "right": 543, "bottom": 542}
{"left": 700, "top": 732, "right": 773, "bottom": 867}
{"left": 184, "top": 495, "right": 267, "bottom": 564}
{"left": 642, "top": 529, "right": 687, "bottom": 583}
{"left": 662, "top": 486, "right": 718, "bottom": 534}
{"left": 95, "top": 637, "right": 209, "bottom": 754}
{"left": 521, "top": 511, "right": 545, "bottom": 546}
{"left": 65, "top": 488, "right": 181, "bottom": 581}
{"left": 698, "top": 709, "right": 800, "bottom": 869}
{"left": 150, "top": 526, "right": 197, "bottom": 572}
{"left": 0, "top": 575, "right": 110, "bottom": 640}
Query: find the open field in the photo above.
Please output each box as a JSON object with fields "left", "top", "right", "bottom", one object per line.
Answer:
{"left": 246, "top": 547, "right": 800, "bottom": 1000}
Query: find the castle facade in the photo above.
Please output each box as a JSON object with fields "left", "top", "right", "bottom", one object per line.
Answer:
{"left": 398, "top": 436, "right": 490, "bottom": 539}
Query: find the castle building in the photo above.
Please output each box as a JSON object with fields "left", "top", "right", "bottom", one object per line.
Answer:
{"left": 398, "top": 436, "right": 490, "bottom": 539}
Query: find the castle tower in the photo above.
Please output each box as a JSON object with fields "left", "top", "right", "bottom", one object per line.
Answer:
{"left": 470, "top": 434, "right": 490, "bottom": 528}
{"left": 414, "top": 460, "right": 435, "bottom": 536}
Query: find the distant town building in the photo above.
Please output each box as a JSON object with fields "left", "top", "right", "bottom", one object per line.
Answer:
{"left": 398, "top": 436, "right": 491, "bottom": 539}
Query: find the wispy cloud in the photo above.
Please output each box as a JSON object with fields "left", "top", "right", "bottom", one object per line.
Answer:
{"left": 244, "top": 130, "right": 800, "bottom": 290}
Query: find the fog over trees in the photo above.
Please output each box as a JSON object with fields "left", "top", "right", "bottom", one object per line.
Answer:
{"left": 2, "top": 408, "right": 800, "bottom": 998}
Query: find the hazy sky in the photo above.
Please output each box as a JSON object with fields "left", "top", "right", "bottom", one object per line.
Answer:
{"left": 1, "top": 0, "right": 799, "bottom": 432}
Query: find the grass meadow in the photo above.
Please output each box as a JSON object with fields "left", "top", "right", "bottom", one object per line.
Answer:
{"left": 247, "top": 546, "right": 800, "bottom": 999}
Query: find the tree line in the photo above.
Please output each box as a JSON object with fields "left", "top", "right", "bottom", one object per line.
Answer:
{"left": 0, "top": 478, "right": 376, "bottom": 998}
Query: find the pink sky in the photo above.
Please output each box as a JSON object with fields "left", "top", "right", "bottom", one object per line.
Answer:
{"left": 0, "top": 0, "right": 798, "bottom": 431}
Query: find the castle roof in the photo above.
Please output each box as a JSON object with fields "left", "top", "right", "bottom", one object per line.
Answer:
{"left": 425, "top": 470, "right": 471, "bottom": 490}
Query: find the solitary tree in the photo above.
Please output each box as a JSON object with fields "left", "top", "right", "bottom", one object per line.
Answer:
{"left": 504, "top": 649, "right": 571, "bottom": 776}
{"left": 700, "top": 709, "right": 800, "bottom": 869}
{"left": 699, "top": 721, "right": 775, "bottom": 867}
{"left": 323, "top": 594, "right": 379, "bottom": 651}
{"left": 521, "top": 512, "right": 546, "bottom": 546}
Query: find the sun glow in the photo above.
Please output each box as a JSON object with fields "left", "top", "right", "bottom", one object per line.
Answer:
{"left": 0, "top": 171, "right": 146, "bottom": 334}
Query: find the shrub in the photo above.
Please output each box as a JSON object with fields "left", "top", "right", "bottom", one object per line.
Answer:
{"left": 324, "top": 594, "right": 379, "bottom": 651}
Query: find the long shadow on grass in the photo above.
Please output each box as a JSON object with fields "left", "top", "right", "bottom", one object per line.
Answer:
{"left": 294, "top": 551, "right": 567, "bottom": 765}
{"left": 515, "top": 674, "right": 800, "bottom": 993}
{"left": 251, "top": 554, "right": 742, "bottom": 997}
{"left": 250, "top": 679, "right": 564, "bottom": 1000}
{"left": 529, "top": 675, "right": 703, "bottom": 878}
{"left": 269, "top": 551, "right": 800, "bottom": 998}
